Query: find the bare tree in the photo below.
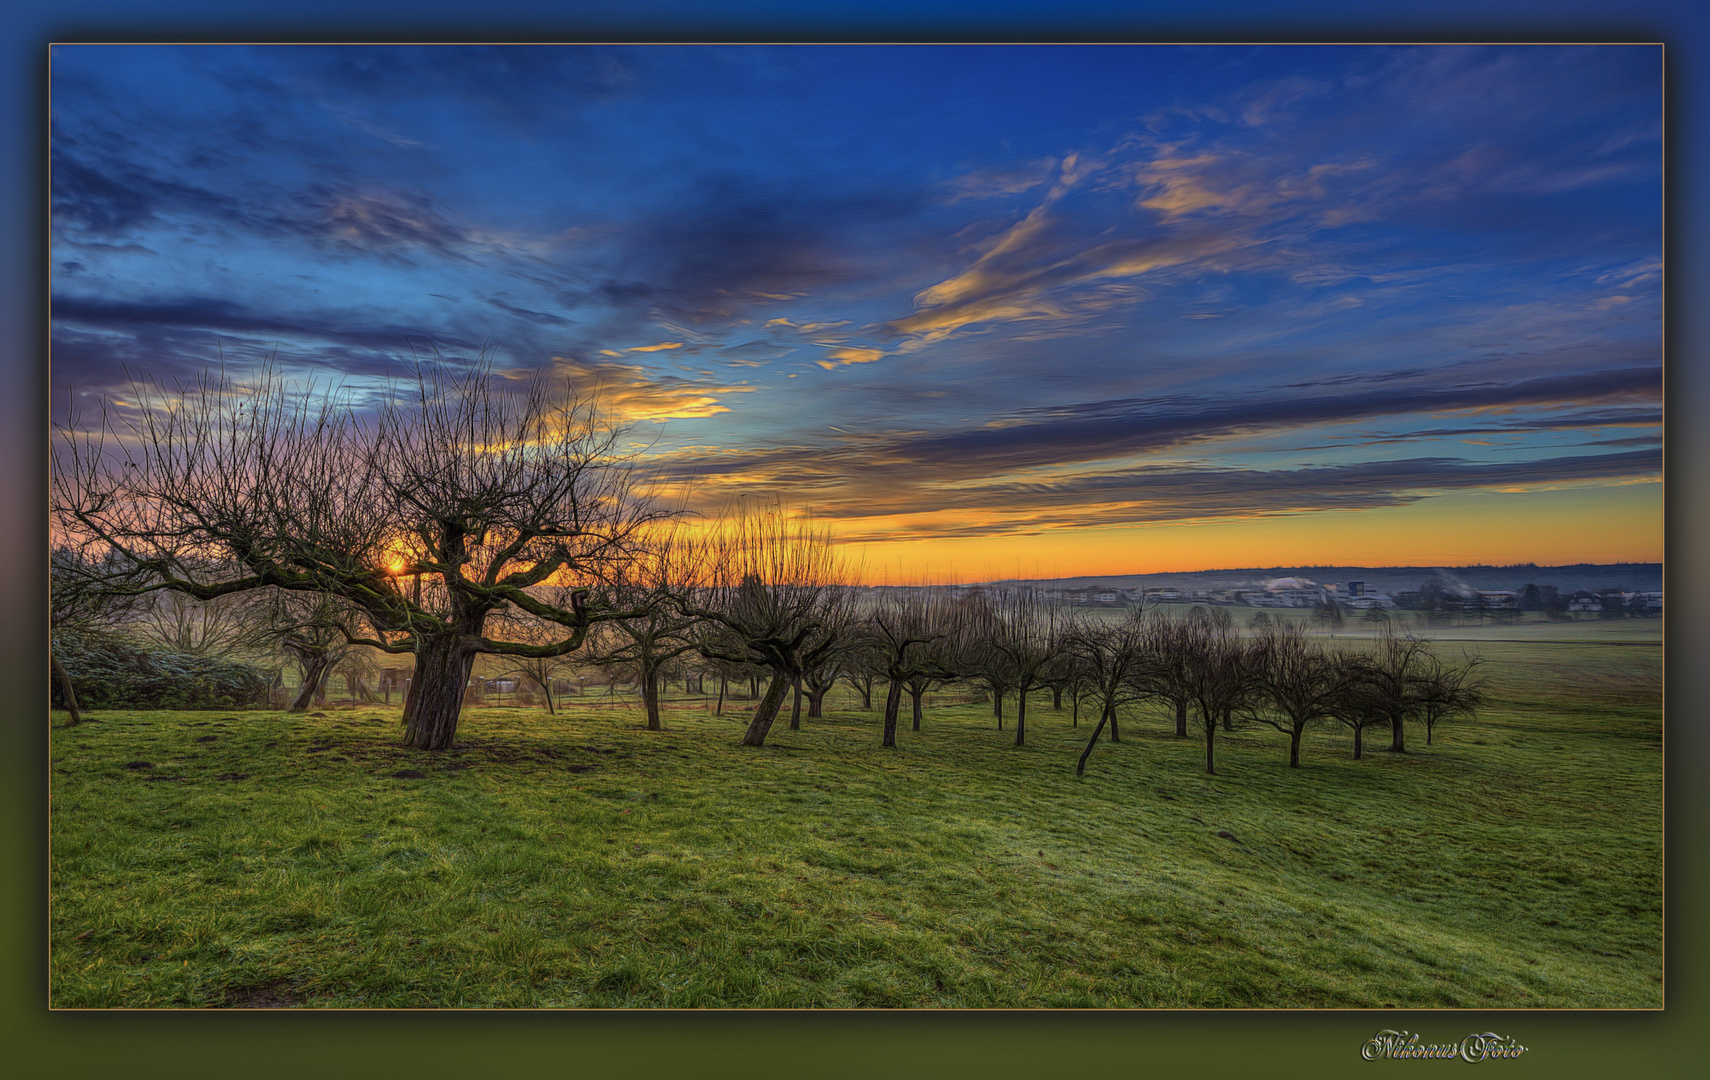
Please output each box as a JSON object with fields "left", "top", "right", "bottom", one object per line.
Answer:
{"left": 52, "top": 357, "right": 662, "bottom": 749}
{"left": 860, "top": 587, "right": 961, "bottom": 748}
{"left": 1244, "top": 622, "right": 1357, "bottom": 768}
{"left": 1416, "top": 652, "right": 1487, "bottom": 745}
{"left": 1066, "top": 611, "right": 1151, "bottom": 776}
{"left": 131, "top": 586, "right": 256, "bottom": 657}
{"left": 584, "top": 534, "right": 703, "bottom": 731}
{"left": 679, "top": 502, "right": 852, "bottom": 748}
{"left": 1178, "top": 613, "right": 1251, "bottom": 775}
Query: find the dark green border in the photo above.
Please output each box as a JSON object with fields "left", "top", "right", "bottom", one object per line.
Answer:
{"left": 7, "top": 5, "right": 1703, "bottom": 1078}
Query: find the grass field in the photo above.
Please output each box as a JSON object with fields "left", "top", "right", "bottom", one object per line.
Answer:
{"left": 48, "top": 634, "right": 1661, "bottom": 1009}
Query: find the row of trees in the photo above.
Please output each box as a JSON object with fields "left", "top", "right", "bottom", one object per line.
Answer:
{"left": 50, "top": 359, "right": 1485, "bottom": 768}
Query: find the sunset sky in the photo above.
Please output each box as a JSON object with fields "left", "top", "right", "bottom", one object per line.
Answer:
{"left": 49, "top": 43, "right": 1662, "bottom": 582}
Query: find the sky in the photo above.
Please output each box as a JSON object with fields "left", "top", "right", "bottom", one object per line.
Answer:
{"left": 49, "top": 43, "right": 1663, "bottom": 583}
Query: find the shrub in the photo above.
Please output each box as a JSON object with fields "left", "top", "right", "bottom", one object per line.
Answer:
{"left": 50, "top": 630, "right": 272, "bottom": 710}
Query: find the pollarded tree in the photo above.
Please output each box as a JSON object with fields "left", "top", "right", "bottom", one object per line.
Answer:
{"left": 52, "top": 357, "right": 662, "bottom": 750}
{"left": 678, "top": 502, "right": 853, "bottom": 748}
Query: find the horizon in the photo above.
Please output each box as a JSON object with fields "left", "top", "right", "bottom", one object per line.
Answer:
{"left": 50, "top": 44, "right": 1662, "bottom": 579}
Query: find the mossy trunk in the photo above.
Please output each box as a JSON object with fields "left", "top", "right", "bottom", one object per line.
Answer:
{"left": 1389, "top": 712, "right": 1407, "bottom": 753}
{"left": 402, "top": 636, "right": 479, "bottom": 750}
{"left": 910, "top": 686, "right": 924, "bottom": 732}
{"left": 788, "top": 678, "right": 803, "bottom": 731}
{"left": 1175, "top": 699, "right": 1188, "bottom": 738}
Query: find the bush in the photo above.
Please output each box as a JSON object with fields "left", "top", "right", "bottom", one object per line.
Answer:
{"left": 51, "top": 630, "right": 272, "bottom": 710}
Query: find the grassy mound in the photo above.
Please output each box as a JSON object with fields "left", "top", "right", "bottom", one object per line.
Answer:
{"left": 49, "top": 641, "right": 1660, "bottom": 1008}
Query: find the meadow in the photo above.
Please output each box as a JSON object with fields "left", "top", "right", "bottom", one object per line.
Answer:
{"left": 48, "top": 627, "right": 1661, "bottom": 1009}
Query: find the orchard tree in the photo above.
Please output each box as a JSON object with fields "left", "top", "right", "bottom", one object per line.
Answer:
{"left": 679, "top": 502, "right": 852, "bottom": 748}
{"left": 1066, "top": 611, "right": 1151, "bottom": 776}
{"left": 52, "top": 357, "right": 661, "bottom": 749}
{"left": 1417, "top": 652, "right": 1488, "bottom": 745}
{"left": 1244, "top": 621, "right": 1357, "bottom": 768}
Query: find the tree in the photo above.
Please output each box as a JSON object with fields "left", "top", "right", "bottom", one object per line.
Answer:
{"left": 131, "top": 586, "right": 258, "bottom": 658}
{"left": 1416, "top": 652, "right": 1487, "bottom": 745}
{"left": 1244, "top": 622, "right": 1356, "bottom": 768}
{"left": 1132, "top": 613, "right": 1196, "bottom": 740}
{"left": 1065, "top": 611, "right": 1151, "bottom": 776}
{"left": 581, "top": 532, "right": 702, "bottom": 731}
{"left": 860, "top": 587, "right": 961, "bottom": 748}
{"left": 52, "top": 358, "right": 662, "bottom": 749}
{"left": 975, "top": 587, "right": 1061, "bottom": 747}
{"left": 1359, "top": 629, "right": 1433, "bottom": 754}
{"left": 679, "top": 502, "right": 852, "bottom": 748}
{"left": 1178, "top": 613, "right": 1250, "bottom": 775}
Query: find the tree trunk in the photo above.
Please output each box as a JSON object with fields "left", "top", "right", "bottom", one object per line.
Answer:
{"left": 289, "top": 652, "right": 332, "bottom": 713}
{"left": 1289, "top": 726, "right": 1302, "bottom": 768}
{"left": 716, "top": 674, "right": 727, "bottom": 715}
{"left": 642, "top": 667, "right": 662, "bottom": 731}
{"left": 1389, "top": 712, "right": 1406, "bottom": 753}
{"left": 402, "top": 637, "right": 480, "bottom": 750}
{"left": 788, "top": 678, "right": 803, "bottom": 731}
{"left": 52, "top": 651, "right": 83, "bottom": 725}
{"left": 807, "top": 685, "right": 826, "bottom": 719}
{"left": 992, "top": 687, "right": 1004, "bottom": 728}
{"left": 1108, "top": 705, "right": 1121, "bottom": 743}
{"left": 1050, "top": 684, "right": 1063, "bottom": 710}
{"left": 740, "top": 670, "right": 791, "bottom": 747}
{"left": 1175, "top": 699, "right": 1188, "bottom": 738}
{"left": 1204, "top": 712, "right": 1216, "bottom": 775}
{"left": 882, "top": 678, "right": 904, "bottom": 748}
{"left": 1076, "top": 704, "right": 1113, "bottom": 776}
{"left": 1221, "top": 705, "right": 1234, "bottom": 732}
{"left": 910, "top": 685, "right": 924, "bottom": 732}
{"left": 1353, "top": 724, "right": 1364, "bottom": 760}
{"left": 1014, "top": 683, "right": 1029, "bottom": 746}
{"left": 1071, "top": 691, "right": 1079, "bottom": 727}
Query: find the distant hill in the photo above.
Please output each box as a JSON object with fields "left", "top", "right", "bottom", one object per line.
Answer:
{"left": 979, "top": 563, "right": 1662, "bottom": 596}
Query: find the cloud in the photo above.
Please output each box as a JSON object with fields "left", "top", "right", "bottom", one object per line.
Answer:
{"left": 943, "top": 158, "right": 1055, "bottom": 200}
{"left": 812, "top": 346, "right": 885, "bottom": 370}
{"left": 545, "top": 356, "right": 753, "bottom": 422}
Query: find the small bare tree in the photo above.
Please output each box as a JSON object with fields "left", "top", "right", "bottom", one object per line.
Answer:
{"left": 1244, "top": 621, "right": 1357, "bottom": 769}
{"left": 679, "top": 502, "right": 853, "bottom": 748}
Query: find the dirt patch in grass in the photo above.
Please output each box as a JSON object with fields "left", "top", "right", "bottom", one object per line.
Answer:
{"left": 223, "top": 980, "right": 304, "bottom": 1008}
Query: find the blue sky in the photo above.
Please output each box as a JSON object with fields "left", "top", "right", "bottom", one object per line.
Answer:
{"left": 49, "top": 43, "right": 1662, "bottom": 576}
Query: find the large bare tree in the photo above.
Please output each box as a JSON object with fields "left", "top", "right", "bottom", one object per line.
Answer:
{"left": 52, "top": 358, "right": 662, "bottom": 749}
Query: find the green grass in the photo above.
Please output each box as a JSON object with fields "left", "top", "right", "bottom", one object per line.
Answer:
{"left": 49, "top": 640, "right": 1660, "bottom": 1008}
